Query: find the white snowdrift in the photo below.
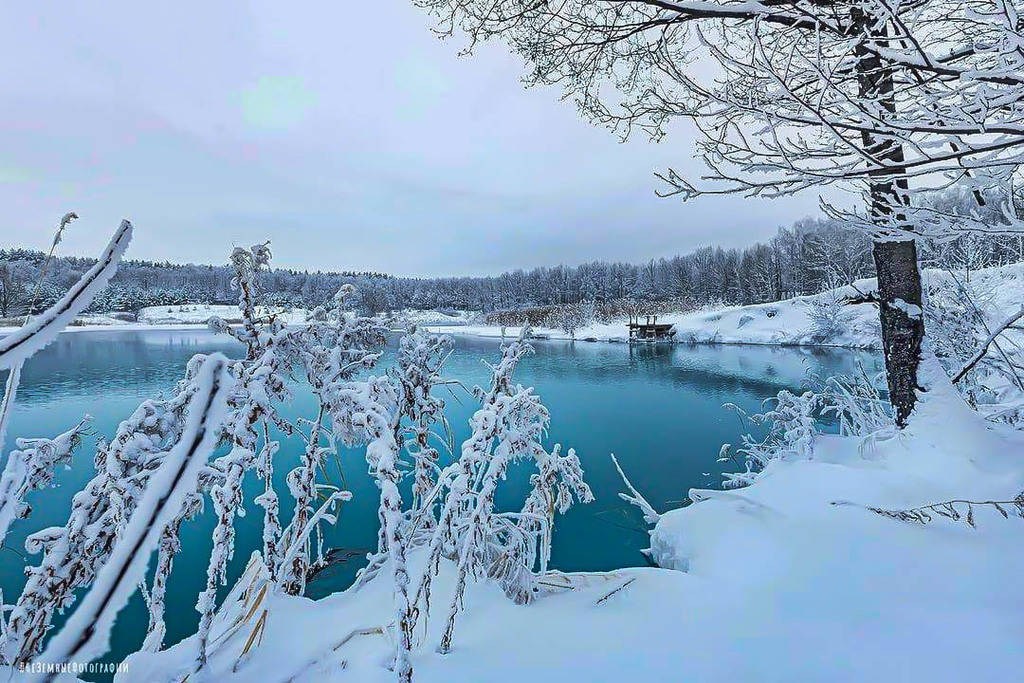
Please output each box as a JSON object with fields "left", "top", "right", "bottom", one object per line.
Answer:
{"left": 118, "top": 358, "right": 1024, "bottom": 683}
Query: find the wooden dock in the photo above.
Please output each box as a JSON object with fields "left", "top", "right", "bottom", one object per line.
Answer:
{"left": 627, "top": 314, "right": 675, "bottom": 342}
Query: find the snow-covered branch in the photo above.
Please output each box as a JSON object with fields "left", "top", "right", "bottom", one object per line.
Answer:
{"left": 0, "top": 220, "right": 132, "bottom": 370}
{"left": 32, "top": 353, "right": 231, "bottom": 681}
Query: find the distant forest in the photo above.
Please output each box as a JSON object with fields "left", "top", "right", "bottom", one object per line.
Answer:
{"left": 2, "top": 191, "right": 1022, "bottom": 318}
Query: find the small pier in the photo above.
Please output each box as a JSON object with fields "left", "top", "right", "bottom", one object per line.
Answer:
{"left": 627, "top": 314, "right": 675, "bottom": 342}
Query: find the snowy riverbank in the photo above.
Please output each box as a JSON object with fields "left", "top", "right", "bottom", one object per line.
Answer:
{"left": 3, "top": 263, "right": 1020, "bottom": 353}
{"left": 425, "top": 261, "right": 1024, "bottom": 349}
{"left": 0, "top": 306, "right": 476, "bottom": 335}
{"left": 118, "top": 359, "right": 1024, "bottom": 683}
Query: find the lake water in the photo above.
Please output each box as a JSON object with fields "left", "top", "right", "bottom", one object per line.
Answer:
{"left": 0, "top": 329, "right": 881, "bottom": 673}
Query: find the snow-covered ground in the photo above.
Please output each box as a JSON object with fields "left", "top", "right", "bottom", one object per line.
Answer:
{"left": 425, "top": 262, "right": 1024, "bottom": 350}
{"left": 2, "top": 263, "right": 1021, "bottom": 351}
{"left": 136, "top": 304, "right": 309, "bottom": 326}
{"left": 390, "top": 309, "right": 476, "bottom": 326}
{"left": 0, "top": 306, "right": 476, "bottom": 334}
{"left": 118, "top": 359, "right": 1024, "bottom": 683}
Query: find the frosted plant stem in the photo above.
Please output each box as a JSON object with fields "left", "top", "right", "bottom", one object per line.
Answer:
{"left": 0, "top": 361, "right": 22, "bottom": 462}
{"left": 32, "top": 354, "right": 231, "bottom": 683}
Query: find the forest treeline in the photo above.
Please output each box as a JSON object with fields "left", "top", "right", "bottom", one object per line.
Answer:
{"left": 2, "top": 191, "right": 1022, "bottom": 318}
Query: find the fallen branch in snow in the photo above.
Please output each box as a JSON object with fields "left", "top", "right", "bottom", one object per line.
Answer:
{"left": 595, "top": 577, "right": 637, "bottom": 606}
{"left": 832, "top": 493, "right": 1024, "bottom": 528}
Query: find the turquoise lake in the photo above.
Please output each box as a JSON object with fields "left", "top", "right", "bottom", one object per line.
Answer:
{"left": 0, "top": 329, "right": 882, "bottom": 674}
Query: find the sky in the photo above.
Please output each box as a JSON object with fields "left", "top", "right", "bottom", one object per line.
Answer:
{"left": 0, "top": 1, "right": 823, "bottom": 277}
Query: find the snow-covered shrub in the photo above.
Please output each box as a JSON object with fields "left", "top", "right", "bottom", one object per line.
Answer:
{"left": 721, "top": 390, "right": 820, "bottom": 488}
{"left": 804, "top": 288, "right": 854, "bottom": 343}
{"left": 924, "top": 273, "right": 1024, "bottom": 425}
{"left": 343, "top": 328, "right": 593, "bottom": 675}
{"left": 411, "top": 329, "right": 593, "bottom": 653}
{"left": 543, "top": 302, "right": 591, "bottom": 339}
{"left": 0, "top": 235, "right": 591, "bottom": 682}
{"left": 737, "top": 313, "right": 754, "bottom": 328}
{"left": 814, "top": 364, "right": 892, "bottom": 439}
{"left": 194, "top": 246, "right": 388, "bottom": 664}
{"left": 392, "top": 326, "right": 453, "bottom": 514}
{"left": 720, "top": 364, "right": 892, "bottom": 490}
{"left": 0, "top": 238, "right": 395, "bottom": 674}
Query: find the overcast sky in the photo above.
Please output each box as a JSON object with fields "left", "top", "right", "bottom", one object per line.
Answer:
{"left": 0, "top": 1, "right": 823, "bottom": 277}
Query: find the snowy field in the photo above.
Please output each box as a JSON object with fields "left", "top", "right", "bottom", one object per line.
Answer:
{"left": 120, "top": 359, "right": 1024, "bottom": 683}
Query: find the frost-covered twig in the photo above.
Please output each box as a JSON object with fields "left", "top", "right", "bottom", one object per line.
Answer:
{"left": 0, "top": 220, "right": 132, "bottom": 370}
{"left": 329, "top": 375, "right": 414, "bottom": 682}
{"left": 0, "top": 362, "right": 22, "bottom": 457}
{"left": 32, "top": 354, "right": 231, "bottom": 682}
{"left": 392, "top": 327, "right": 453, "bottom": 516}
{"left": 952, "top": 306, "right": 1024, "bottom": 385}
{"left": 610, "top": 453, "right": 659, "bottom": 525}
{"left": 0, "top": 417, "right": 91, "bottom": 548}
{"left": 23, "top": 212, "right": 78, "bottom": 324}
{"left": 833, "top": 492, "right": 1024, "bottom": 529}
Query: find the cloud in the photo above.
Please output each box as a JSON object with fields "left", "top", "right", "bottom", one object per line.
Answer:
{"left": 237, "top": 76, "right": 318, "bottom": 132}
{"left": 0, "top": 1, "right": 824, "bottom": 276}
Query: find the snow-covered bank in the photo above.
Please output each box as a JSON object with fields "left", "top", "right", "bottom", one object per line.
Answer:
{"left": 0, "top": 307, "right": 474, "bottom": 335}
{"left": 2, "top": 262, "right": 1020, "bottom": 352}
{"left": 426, "top": 262, "right": 1024, "bottom": 350}
{"left": 119, "top": 360, "right": 1024, "bottom": 683}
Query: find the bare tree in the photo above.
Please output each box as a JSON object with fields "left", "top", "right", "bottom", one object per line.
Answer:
{"left": 414, "top": 0, "right": 1024, "bottom": 425}
{"left": 0, "top": 262, "right": 30, "bottom": 318}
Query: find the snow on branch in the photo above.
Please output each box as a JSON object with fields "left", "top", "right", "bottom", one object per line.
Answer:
{"left": 0, "top": 220, "right": 132, "bottom": 370}
{"left": 0, "top": 220, "right": 131, "bottom": 510}
{"left": 31, "top": 353, "right": 232, "bottom": 681}
{"left": 0, "top": 417, "right": 91, "bottom": 547}
{"left": 951, "top": 306, "right": 1024, "bottom": 384}
{"left": 610, "top": 453, "right": 659, "bottom": 525}
{"left": 833, "top": 492, "right": 1024, "bottom": 529}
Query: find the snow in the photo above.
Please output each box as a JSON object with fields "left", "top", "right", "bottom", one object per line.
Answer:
{"left": 423, "top": 262, "right": 1024, "bottom": 350}
{"left": 391, "top": 309, "right": 475, "bottom": 326}
{"left": 0, "top": 308, "right": 474, "bottom": 336}
{"left": 137, "top": 304, "right": 309, "bottom": 326}
{"left": 117, "top": 352, "right": 1024, "bottom": 683}
{"left": 32, "top": 355, "right": 231, "bottom": 681}
{"left": 0, "top": 221, "right": 132, "bottom": 367}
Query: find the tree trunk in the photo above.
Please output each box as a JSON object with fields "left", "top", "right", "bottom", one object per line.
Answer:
{"left": 872, "top": 239, "right": 924, "bottom": 426}
{"left": 853, "top": 7, "right": 926, "bottom": 427}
